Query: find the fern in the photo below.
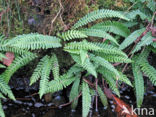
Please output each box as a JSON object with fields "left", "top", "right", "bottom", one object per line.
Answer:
{"left": 51, "top": 54, "right": 60, "bottom": 80}
{"left": 64, "top": 40, "right": 127, "bottom": 57}
{"left": 0, "top": 64, "right": 6, "bottom": 68}
{"left": 71, "top": 54, "right": 97, "bottom": 77}
{"left": 45, "top": 74, "right": 75, "bottom": 94}
{"left": 72, "top": 9, "right": 129, "bottom": 29}
{"left": 30, "top": 55, "right": 49, "bottom": 85}
{"left": 147, "top": 0, "right": 156, "bottom": 12}
{"left": 4, "top": 33, "right": 62, "bottom": 50}
{"left": 138, "top": 59, "right": 156, "bottom": 85}
{"left": 2, "top": 53, "right": 37, "bottom": 83}
{"left": 39, "top": 56, "right": 52, "bottom": 98}
{"left": 80, "top": 28, "right": 119, "bottom": 45}
{"left": 90, "top": 21, "right": 130, "bottom": 37}
{"left": 97, "top": 86, "right": 108, "bottom": 107}
{"left": 98, "top": 68, "right": 120, "bottom": 96}
{"left": 119, "top": 28, "right": 145, "bottom": 50}
{"left": 69, "top": 75, "right": 80, "bottom": 110}
{"left": 126, "top": 10, "right": 148, "bottom": 20}
{"left": 57, "top": 30, "right": 87, "bottom": 41}
{"left": 132, "top": 60, "right": 144, "bottom": 108}
{"left": 0, "top": 77, "right": 15, "bottom": 100}
{"left": 132, "top": 32, "right": 154, "bottom": 53}
{"left": 95, "top": 53, "right": 131, "bottom": 63}
{"left": 0, "top": 100, "right": 5, "bottom": 117}
{"left": 90, "top": 54, "right": 120, "bottom": 77}
{"left": 82, "top": 81, "right": 91, "bottom": 117}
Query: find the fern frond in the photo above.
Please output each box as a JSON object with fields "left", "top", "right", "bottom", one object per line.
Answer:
{"left": 132, "top": 32, "right": 154, "bottom": 53}
{"left": 90, "top": 54, "right": 120, "bottom": 77}
{"left": 0, "top": 64, "right": 6, "bottom": 68}
{"left": 71, "top": 54, "right": 97, "bottom": 77}
{"left": 81, "top": 28, "right": 119, "bottom": 45}
{"left": 51, "top": 54, "right": 60, "bottom": 80}
{"left": 138, "top": 59, "right": 156, "bottom": 85}
{"left": 5, "top": 33, "right": 62, "bottom": 50}
{"left": 126, "top": 10, "right": 148, "bottom": 20}
{"left": 2, "top": 53, "right": 37, "bottom": 83}
{"left": 97, "top": 86, "right": 108, "bottom": 107}
{"left": 98, "top": 68, "right": 120, "bottom": 96}
{"left": 132, "top": 62, "right": 144, "bottom": 108}
{"left": 64, "top": 40, "right": 127, "bottom": 57}
{"left": 96, "top": 53, "right": 131, "bottom": 63}
{"left": 0, "top": 100, "right": 5, "bottom": 117}
{"left": 147, "top": 0, "right": 156, "bottom": 12}
{"left": 70, "top": 75, "right": 80, "bottom": 110}
{"left": 72, "top": 9, "right": 129, "bottom": 29}
{"left": 82, "top": 81, "right": 91, "bottom": 117}
{"left": 90, "top": 21, "right": 130, "bottom": 37}
{"left": 39, "top": 57, "right": 52, "bottom": 98}
{"left": 0, "top": 77, "right": 15, "bottom": 100}
{"left": 119, "top": 28, "right": 145, "bottom": 50}
{"left": 57, "top": 30, "right": 87, "bottom": 41}
{"left": 45, "top": 74, "right": 75, "bottom": 94}
{"left": 0, "top": 53, "right": 6, "bottom": 61}
{"left": 30, "top": 55, "right": 49, "bottom": 85}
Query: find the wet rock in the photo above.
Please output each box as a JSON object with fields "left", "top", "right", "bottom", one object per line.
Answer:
{"left": 34, "top": 102, "right": 44, "bottom": 108}
{"left": 44, "top": 93, "right": 52, "bottom": 103}
{"left": 42, "top": 109, "right": 55, "bottom": 117}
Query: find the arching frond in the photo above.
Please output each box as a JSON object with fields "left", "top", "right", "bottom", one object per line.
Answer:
{"left": 72, "top": 9, "right": 129, "bottom": 29}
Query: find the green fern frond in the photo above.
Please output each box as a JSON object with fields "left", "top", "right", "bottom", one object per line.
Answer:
{"left": 70, "top": 75, "right": 80, "bottom": 110}
{"left": 90, "top": 21, "right": 130, "bottom": 37}
{"left": 64, "top": 40, "right": 127, "bottom": 57}
{"left": 0, "top": 77, "right": 15, "bottom": 100}
{"left": 72, "top": 9, "right": 129, "bottom": 29}
{"left": 5, "top": 33, "right": 62, "bottom": 50}
{"left": 82, "top": 81, "right": 91, "bottom": 117}
{"left": 0, "top": 100, "right": 5, "bottom": 117}
{"left": 2, "top": 53, "right": 37, "bottom": 83}
{"left": 97, "top": 86, "right": 108, "bottom": 107}
{"left": 132, "top": 62, "right": 144, "bottom": 108}
{"left": 119, "top": 28, "right": 145, "bottom": 50}
{"left": 96, "top": 53, "right": 131, "bottom": 63}
{"left": 45, "top": 74, "right": 75, "bottom": 94}
{"left": 57, "top": 30, "right": 87, "bottom": 41}
{"left": 90, "top": 54, "right": 120, "bottom": 77}
{"left": 126, "top": 10, "right": 148, "bottom": 20}
{"left": 118, "top": 72, "right": 133, "bottom": 87}
{"left": 51, "top": 54, "right": 60, "bottom": 80}
{"left": 0, "top": 53, "right": 6, "bottom": 61}
{"left": 71, "top": 54, "right": 97, "bottom": 77}
{"left": 138, "top": 59, "right": 156, "bottom": 85}
{"left": 0, "top": 93, "right": 6, "bottom": 99}
{"left": 0, "top": 64, "right": 6, "bottom": 68}
{"left": 98, "top": 68, "right": 120, "bottom": 96}
{"left": 39, "top": 57, "right": 52, "bottom": 98}
{"left": 81, "top": 28, "right": 119, "bottom": 45}
{"left": 132, "top": 32, "right": 154, "bottom": 53}
{"left": 30, "top": 55, "right": 49, "bottom": 85}
{"left": 147, "top": 0, "right": 156, "bottom": 12}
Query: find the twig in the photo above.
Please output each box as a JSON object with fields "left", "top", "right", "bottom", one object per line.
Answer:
{"left": 48, "top": 0, "right": 63, "bottom": 35}
{"left": 95, "top": 78, "right": 98, "bottom": 112}
{"left": 59, "top": 92, "right": 82, "bottom": 107}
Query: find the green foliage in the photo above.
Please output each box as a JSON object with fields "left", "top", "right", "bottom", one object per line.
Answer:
{"left": 69, "top": 76, "right": 80, "bottom": 110}
{"left": 0, "top": 100, "right": 5, "bottom": 117}
{"left": 72, "top": 9, "right": 129, "bottom": 29}
{"left": 57, "top": 30, "right": 87, "bottom": 41}
{"left": 5, "top": 33, "right": 62, "bottom": 50}
{"left": 97, "top": 86, "right": 108, "bottom": 107}
{"left": 90, "top": 21, "right": 130, "bottom": 37}
{"left": 119, "top": 28, "right": 145, "bottom": 50}
{"left": 132, "top": 60, "right": 144, "bottom": 108}
{"left": 82, "top": 81, "right": 91, "bottom": 117}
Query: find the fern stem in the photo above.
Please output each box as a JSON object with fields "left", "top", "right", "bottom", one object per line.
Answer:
{"left": 59, "top": 92, "right": 82, "bottom": 108}
{"left": 95, "top": 78, "right": 98, "bottom": 112}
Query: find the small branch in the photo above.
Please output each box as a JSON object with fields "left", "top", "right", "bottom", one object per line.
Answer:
{"left": 49, "top": 0, "right": 64, "bottom": 35}
{"left": 95, "top": 78, "right": 98, "bottom": 112}
{"left": 59, "top": 92, "right": 82, "bottom": 107}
